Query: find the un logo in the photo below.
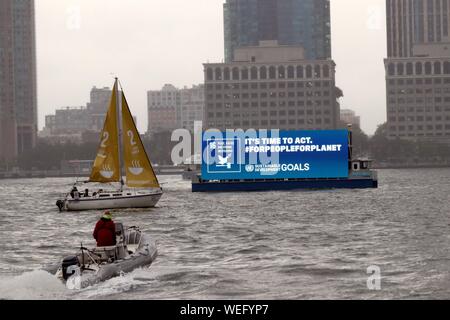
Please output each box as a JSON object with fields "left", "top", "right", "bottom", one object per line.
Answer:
{"left": 245, "top": 165, "right": 255, "bottom": 172}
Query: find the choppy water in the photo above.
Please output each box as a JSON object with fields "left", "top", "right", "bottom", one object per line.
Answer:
{"left": 1, "top": 169, "right": 450, "bottom": 300}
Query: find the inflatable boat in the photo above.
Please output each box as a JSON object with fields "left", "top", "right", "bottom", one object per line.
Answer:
{"left": 47, "top": 223, "right": 157, "bottom": 289}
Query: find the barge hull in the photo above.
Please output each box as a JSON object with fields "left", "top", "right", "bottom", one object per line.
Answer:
{"left": 192, "top": 178, "right": 377, "bottom": 192}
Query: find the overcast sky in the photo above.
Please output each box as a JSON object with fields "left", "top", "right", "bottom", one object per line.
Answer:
{"left": 35, "top": 0, "right": 387, "bottom": 135}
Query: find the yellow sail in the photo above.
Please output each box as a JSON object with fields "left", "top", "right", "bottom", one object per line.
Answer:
{"left": 89, "top": 81, "right": 120, "bottom": 183}
{"left": 122, "top": 93, "right": 160, "bottom": 188}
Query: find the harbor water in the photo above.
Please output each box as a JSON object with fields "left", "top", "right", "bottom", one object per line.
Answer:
{"left": 1, "top": 168, "right": 450, "bottom": 299}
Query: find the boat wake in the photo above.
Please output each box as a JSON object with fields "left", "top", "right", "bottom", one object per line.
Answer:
{"left": 74, "top": 268, "right": 154, "bottom": 299}
{"left": 0, "top": 267, "right": 157, "bottom": 300}
{"left": 0, "top": 270, "right": 66, "bottom": 300}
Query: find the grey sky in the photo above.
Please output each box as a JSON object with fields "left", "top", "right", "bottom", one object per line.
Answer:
{"left": 35, "top": 0, "right": 386, "bottom": 134}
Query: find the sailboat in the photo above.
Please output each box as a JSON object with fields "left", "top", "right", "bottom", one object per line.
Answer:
{"left": 56, "top": 78, "right": 163, "bottom": 211}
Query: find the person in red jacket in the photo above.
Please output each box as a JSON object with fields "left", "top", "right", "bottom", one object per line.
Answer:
{"left": 93, "top": 211, "right": 116, "bottom": 247}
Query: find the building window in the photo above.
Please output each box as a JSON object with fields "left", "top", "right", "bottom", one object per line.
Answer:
{"left": 260, "top": 66, "right": 267, "bottom": 79}
{"left": 251, "top": 67, "right": 258, "bottom": 80}
{"left": 306, "top": 65, "right": 313, "bottom": 78}
{"left": 215, "top": 68, "right": 222, "bottom": 80}
{"left": 314, "top": 65, "right": 321, "bottom": 78}
{"left": 425, "top": 62, "right": 432, "bottom": 75}
{"left": 287, "top": 66, "right": 295, "bottom": 79}
{"left": 296, "top": 66, "right": 304, "bottom": 78}
{"left": 269, "top": 66, "right": 276, "bottom": 79}
{"left": 232, "top": 67, "right": 239, "bottom": 80}
{"left": 406, "top": 62, "right": 413, "bottom": 75}
{"left": 397, "top": 63, "right": 404, "bottom": 75}
{"left": 416, "top": 62, "right": 423, "bottom": 75}
{"left": 206, "top": 68, "right": 213, "bottom": 80}
{"left": 278, "top": 66, "right": 285, "bottom": 79}
{"left": 434, "top": 62, "right": 442, "bottom": 74}
{"left": 444, "top": 61, "right": 450, "bottom": 74}
{"left": 224, "top": 68, "right": 230, "bottom": 80}
{"left": 323, "top": 65, "right": 330, "bottom": 78}
{"left": 388, "top": 63, "right": 395, "bottom": 76}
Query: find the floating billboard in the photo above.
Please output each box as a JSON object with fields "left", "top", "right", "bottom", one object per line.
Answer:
{"left": 201, "top": 130, "right": 349, "bottom": 180}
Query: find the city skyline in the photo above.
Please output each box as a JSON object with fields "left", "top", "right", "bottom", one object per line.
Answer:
{"left": 35, "top": 0, "right": 387, "bottom": 135}
{"left": 223, "top": 0, "right": 331, "bottom": 62}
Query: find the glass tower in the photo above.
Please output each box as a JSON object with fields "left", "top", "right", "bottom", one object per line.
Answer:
{"left": 224, "top": 0, "right": 331, "bottom": 62}
{"left": 0, "top": 0, "right": 37, "bottom": 160}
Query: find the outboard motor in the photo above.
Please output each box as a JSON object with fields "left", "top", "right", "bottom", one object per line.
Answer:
{"left": 56, "top": 200, "right": 65, "bottom": 212}
{"left": 62, "top": 255, "right": 79, "bottom": 280}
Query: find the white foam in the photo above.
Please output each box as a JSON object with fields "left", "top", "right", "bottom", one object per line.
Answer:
{"left": 75, "top": 268, "right": 153, "bottom": 299}
{"left": 0, "top": 270, "right": 67, "bottom": 300}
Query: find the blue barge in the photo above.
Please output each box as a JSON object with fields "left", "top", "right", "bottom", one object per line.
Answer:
{"left": 191, "top": 159, "right": 378, "bottom": 192}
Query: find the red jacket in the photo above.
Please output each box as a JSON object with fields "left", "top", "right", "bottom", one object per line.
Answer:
{"left": 93, "top": 219, "right": 116, "bottom": 247}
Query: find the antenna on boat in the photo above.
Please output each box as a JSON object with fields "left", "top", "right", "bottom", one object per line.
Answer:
{"left": 80, "top": 242, "right": 85, "bottom": 268}
{"left": 347, "top": 124, "right": 353, "bottom": 161}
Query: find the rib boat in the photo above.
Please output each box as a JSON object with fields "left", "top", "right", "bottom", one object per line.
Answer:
{"left": 46, "top": 223, "right": 157, "bottom": 289}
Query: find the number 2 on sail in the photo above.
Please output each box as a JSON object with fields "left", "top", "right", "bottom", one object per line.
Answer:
{"left": 127, "top": 130, "right": 137, "bottom": 146}
{"left": 101, "top": 132, "right": 109, "bottom": 148}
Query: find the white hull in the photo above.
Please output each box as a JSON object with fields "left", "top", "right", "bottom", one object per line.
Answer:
{"left": 60, "top": 191, "right": 162, "bottom": 211}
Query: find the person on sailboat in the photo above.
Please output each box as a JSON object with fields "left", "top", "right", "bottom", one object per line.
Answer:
{"left": 70, "top": 186, "right": 80, "bottom": 199}
{"left": 93, "top": 211, "right": 116, "bottom": 247}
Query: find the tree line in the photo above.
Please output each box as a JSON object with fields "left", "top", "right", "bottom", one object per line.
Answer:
{"left": 1, "top": 125, "right": 449, "bottom": 171}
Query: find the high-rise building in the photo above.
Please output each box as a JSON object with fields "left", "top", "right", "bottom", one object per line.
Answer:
{"left": 147, "top": 84, "right": 205, "bottom": 134}
{"left": 224, "top": 0, "right": 331, "bottom": 62}
{"left": 204, "top": 41, "right": 339, "bottom": 131}
{"left": 0, "top": 0, "right": 37, "bottom": 161}
{"left": 147, "top": 84, "right": 181, "bottom": 134}
{"left": 87, "top": 86, "right": 114, "bottom": 131}
{"left": 340, "top": 109, "right": 361, "bottom": 128}
{"left": 386, "top": 0, "right": 450, "bottom": 58}
{"left": 385, "top": 0, "right": 450, "bottom": 142}
{"left": 180, "top": 85, "right": 205, "bottom": 132}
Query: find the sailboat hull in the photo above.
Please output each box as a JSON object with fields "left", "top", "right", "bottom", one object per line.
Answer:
{"left": 60, "top": 191, "right": 162, "bottom": 211}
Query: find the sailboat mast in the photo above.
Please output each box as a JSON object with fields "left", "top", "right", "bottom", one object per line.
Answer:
{"left": 115, "top": 77, "right": 125, "bottom": 190}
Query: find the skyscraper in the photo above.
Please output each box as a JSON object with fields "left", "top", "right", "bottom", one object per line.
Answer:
{"left": 384, "top": 0, "right": 450, "bottom": 142}
{"left": 0, "top": 0, "right": 37, "bottom": 161}
{"left": 386, "top": 0, "right": 450, "bottom": 58}
{"left": 223, "top": 0, "right": 331, "bottom": 62}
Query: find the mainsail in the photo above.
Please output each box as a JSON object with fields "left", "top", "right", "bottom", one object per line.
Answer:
{"left": 121, "top": 93, "right": 160, "bottom": 188}
{"left": 89, "top": 82, "right": 120, "bottom": 183}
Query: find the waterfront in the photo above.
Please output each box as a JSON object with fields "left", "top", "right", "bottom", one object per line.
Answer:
{"left": 1, "top": 168, "right": 450, "bottom": 299}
